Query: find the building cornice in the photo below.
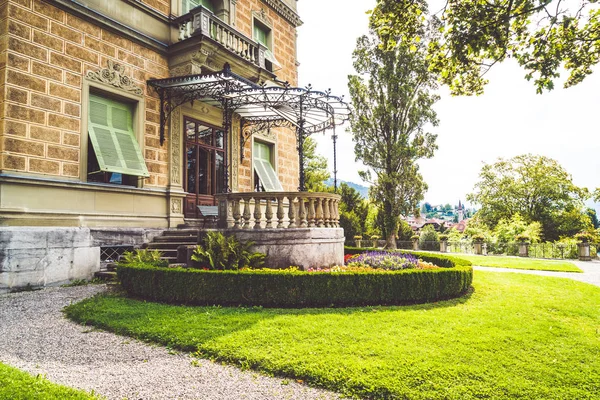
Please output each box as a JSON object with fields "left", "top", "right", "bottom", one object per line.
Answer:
{"left": 46, "top": 0, "right": 169, "bottom": 54}
{"left": 262, "top": 0, "right": 303, "bottom": 27}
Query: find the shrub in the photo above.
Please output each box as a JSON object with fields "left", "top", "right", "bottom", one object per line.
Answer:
{"left": 419, "top": 225, "right": 440, "bottom": 250}
{"left": 574, "top": 232, "right": 594, "bottom": 243}
{"left": 191, "top": 231, "right": 266, "bottom": 270}
{"left": 120, "top": 249, "right": 168, "bottom": 268}
{"left": 117, "top": 263, "right": 473, "bottom": 307}
{"left": 515, "top": 234, "right": 530, "bottom": 242}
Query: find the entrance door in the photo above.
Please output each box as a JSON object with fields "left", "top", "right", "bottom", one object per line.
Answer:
{"left": 183, "top": 117, "right": 225, "bottom": 218}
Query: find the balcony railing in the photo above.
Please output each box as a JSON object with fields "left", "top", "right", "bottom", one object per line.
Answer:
{"left": 215, "top": 192, "right": 341, "bottom": 229}
{"left": 177, "top": 7, "right": 267, "bottom": 70}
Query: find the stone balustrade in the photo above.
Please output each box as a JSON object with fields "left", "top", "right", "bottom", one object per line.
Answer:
{"left": 177, "top": 7, "right": 266, "bottom": 69}
{"left": 215, "top": 192, "right": 341, "bottom": 229}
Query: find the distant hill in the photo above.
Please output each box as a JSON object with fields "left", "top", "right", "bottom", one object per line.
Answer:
{"left": 325, "top": 178, "right": 370, "bottom": 199}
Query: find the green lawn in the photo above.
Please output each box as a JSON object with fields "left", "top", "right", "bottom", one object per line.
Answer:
{"left": 65, "top": 271, "right": 600, "bottom": 399}
{"left": 0, "top": 362, "right": 100, "bottom": 400}
{"left": 453, "top": 254, "right": 582, "bottom": 272}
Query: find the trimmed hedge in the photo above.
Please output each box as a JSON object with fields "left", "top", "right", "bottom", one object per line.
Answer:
{"left": 117, "top": 262, "right": 473, "bottom": 308}
{"left": 344, "top": 247, "right": 473, "bottom": 268}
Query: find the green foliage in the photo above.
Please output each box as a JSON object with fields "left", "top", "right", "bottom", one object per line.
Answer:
{"left": 338, "top": 183, "right": 370, "bottom": 242}
{"left": 493, "top": 214, "right": 542, "bottom": 243}
{"left": 371, "top": 0, "right": 600, "bottom": 94}
{"left": 348, "top": 26, "right": 438, "bottom": 248}
{"left": 191, "top": 231, "right": 265, "bottom": 270}
{"left": 302, "top": 136, "right": 330, "bottom": 192}
{"left": 120, "top": 249, "right": 168, "bottom": 268}
{"left": 0, "top": 362, "right": 100, "bottom": 399}
{"left": 467, "top": 154, "right": 590, "bottom": 241}
{"left": 419, "top": 225, "right": 439, "bottom": 250}
{"left": 574, "top": 232, "right": 595, "bottom": 243}
{"left": 116, "top": 261, "right": 472, "bottom": 307}
{"left": 585, "top": 208, "right": 599, "bottom": 229}
{"left": 344, "top": 247, "right": 473, "bottom": 269}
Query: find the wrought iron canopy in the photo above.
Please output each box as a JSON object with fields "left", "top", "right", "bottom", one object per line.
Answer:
{"left": 147, "top": 65, "right": 351, "bottom": 191}
{"left": 147, "top": 65, "right": 350, "bottom": 144}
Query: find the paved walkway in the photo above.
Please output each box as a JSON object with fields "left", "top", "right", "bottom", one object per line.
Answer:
{"left": 0, "top": 285, "right": 342, "bottom": 400}
{"left": 473, "top": 259, "right": 600, "bottom": 287}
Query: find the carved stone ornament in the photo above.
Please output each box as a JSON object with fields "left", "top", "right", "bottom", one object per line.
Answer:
{"left": 252, "top": 8, "right": 272, "bottom": 27}
{"left": 171, "top": 107, "right": 182, "bottom": 186}
{"left": 86, "top": 60, "right": 143, "bottom": 95}
{"left": 171, "top": 198, "right": 182, "bottom": 214}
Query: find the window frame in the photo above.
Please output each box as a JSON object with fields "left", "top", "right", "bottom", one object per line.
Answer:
{"left": 81, "top": 79, "right": 146, "bottom": 188}
{"left": 252, "top": 138, "right": 283, "bottom": 192}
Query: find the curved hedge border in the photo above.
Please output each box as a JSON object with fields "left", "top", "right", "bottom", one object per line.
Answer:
{"left": 118, "top": 253, "right": 473, "bottom": 307}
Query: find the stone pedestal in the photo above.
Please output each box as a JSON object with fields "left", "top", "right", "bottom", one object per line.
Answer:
{"left": 412, "top": 239, "right": 419, "bottom": 251}
{"left": 473, "top": 241, "right": 483, "bottom": 255}
{"left": 518, "top": 242, "right": 529, "bottom": 257}
{"left": 578, "top": 242, "right": 591, "bottom": 261}
{"left": 440, "top": 240, "right": 448, "bottom": 253}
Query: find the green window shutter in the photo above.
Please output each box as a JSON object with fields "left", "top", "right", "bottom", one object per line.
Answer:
{"left": 253, "top": 141, "right": 283, "bottom": 191}
{"left": 88, "top": 94, "right": 149, "bottom": 178}
{"left": 253, "top": 24, "right": 269, "bottom": 47}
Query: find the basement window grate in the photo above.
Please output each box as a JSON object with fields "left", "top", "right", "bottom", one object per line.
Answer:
{"left": 100, "top": 245, "right": 135, "bottom": 262}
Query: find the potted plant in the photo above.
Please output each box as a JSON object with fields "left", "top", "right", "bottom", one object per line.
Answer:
{"left": 471, "top": 234, "right": 485, "bottom": 255}
{"left": 411, "top": 234, "right": 420, "bottom": 250}
{"left": 354, "top": 235, "right": 363, "bottom": 248}
{"left": 515, "top": 234, "right": 530, "bottom": 257}
{"left": 575, "top": 232, "right": 594, "bottom": 261}
{"left": 370, "top": 235, "right": 380, "bottom": 248}
{"left": 438, "top": 234, "right": 449, "bottom": 253}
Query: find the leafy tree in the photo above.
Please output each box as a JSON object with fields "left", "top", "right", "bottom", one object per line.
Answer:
{"left": 467, "top": 154, "right": 590, "bottom": 241}
{"left": 303, "top": 136, "right": 330, "bottom": 192}
{"left": 348, "top": 26, "right": 439, "bottom": 249}
{"left": 338, "top": 183, "right": 370, "bottom": 242}
{"left": 586, "top": 208, "right": 599, "bottom": 229}
{"left": 370, "top": 0, "right": 600, "bottom": 94}
{"left": 493, "top": 214, "right": 542, "bottom": 243}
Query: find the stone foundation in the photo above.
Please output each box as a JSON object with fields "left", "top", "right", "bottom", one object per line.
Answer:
{"left": 233, "top": 228, "right": 344, "bottom": 270}
{"left": 0, "top": 227, "right": 166, "bottom": 293}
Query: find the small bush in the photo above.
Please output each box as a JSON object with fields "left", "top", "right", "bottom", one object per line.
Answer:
{"left": 191, "top": 231, "right": 266, "bottom": 270}
{"left": 120, "top": 249, "right": 168, "bottom": 268}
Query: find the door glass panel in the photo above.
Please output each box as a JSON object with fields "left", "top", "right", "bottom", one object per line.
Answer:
{"left": 186, "top": 145, "right": 197, "bottom": 194}
{"left": 215, "top": 151, "right": 224, "bottom": 194}
{"left": 186, "top": 120, "right": 196, "bottom": 142}
{"left": 198, "top": 147, "right": 211, "bottom": 195}
{"left": 197, "top": 125, "right": 213, "bottom": 146}
{"left": 215, "top": 129, "right": 224, "bottom": 149}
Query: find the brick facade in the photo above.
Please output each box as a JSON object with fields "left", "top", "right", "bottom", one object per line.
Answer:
{"left": 0, "top": 0, "right": 301, "bottom": 224}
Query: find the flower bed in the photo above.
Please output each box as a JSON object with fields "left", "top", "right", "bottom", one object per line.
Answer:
{"left": 117, "top": 251, "right": 472, "bottom": 307}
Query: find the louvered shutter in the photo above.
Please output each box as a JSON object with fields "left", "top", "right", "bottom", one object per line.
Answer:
{"left": 88, "top": 94, "right": 149, "bottom": 177}
{"left": 253, "top": 141, "right": 283, "bottom": 191}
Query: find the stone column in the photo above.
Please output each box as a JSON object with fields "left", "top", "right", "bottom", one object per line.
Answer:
{"left": 167, "top": 107, "right": 186, "bottom": 228}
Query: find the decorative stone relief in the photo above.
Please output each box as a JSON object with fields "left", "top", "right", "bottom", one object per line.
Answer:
{"left": 252, "top": 8, "right": 273, "bottom": 27}
{"left": 86, "top": 60, "right": 143, "bottom": 95}
{"left": 170, "top": 107, "right": 182, "bottom": 186}
{"left": 171, "top": 198, "right": 182, "bottom": 214}
{"left": 231, "top": 115, "right": 240, "bottom": 190}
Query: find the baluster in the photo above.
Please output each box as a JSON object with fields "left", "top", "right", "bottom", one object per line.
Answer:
{"left": 253, "top": 197, "right": 263, "bottom": 229}
{"left": 307, "top": 198, "right": 316, "bottom": 227}
{"left": 316, "top": 197, "right": 324, "bottom": 227}
{"left": 330, "top": 199, "right": 337, "bottom": 227}
{"left": 265, "top": 198, "right": 273, "bottom": 228}
{"left": 298, "top": 196, "right": 307, "bottom": 228}
{"left": 323, "top": 198, "right": 331, "bottom": 227}
{"left": 288, "top": 195, "right": 296, "bottom": 228}
{"left": 276, "top": 196, "right": 285, "bottom": 228}
{"left": 242, "top": 198, "right": 251, "bottom": 229}
{"left": 179, "top": 23, "right": 186, "bottom": 41}
{"left": 232, "top": 199, "right": 241, "bottom": 229}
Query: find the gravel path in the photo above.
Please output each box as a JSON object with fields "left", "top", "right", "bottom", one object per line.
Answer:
{"left": 473, "top": 259, "right": 600, "bottom": 287}
{"left": 0, "top": 285, "right": 343, "bottom": 400}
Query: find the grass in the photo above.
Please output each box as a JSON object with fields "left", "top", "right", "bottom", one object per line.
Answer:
{"left": 0, "top": 362, "right": 101, "bottom": 400}
{"left": 453, "top": 254, "right": 582, "bottom": 272}
{"left": 65, "top": 271, "right": 600, "bottom": 399}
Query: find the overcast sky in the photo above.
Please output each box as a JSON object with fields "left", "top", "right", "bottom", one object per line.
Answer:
{"left": 296, "top": 0, "right": 600, "bottom": 211}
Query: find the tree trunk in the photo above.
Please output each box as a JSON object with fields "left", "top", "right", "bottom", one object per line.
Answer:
{"left": 385, "top": 232, "right": 397, "bottom": 249}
